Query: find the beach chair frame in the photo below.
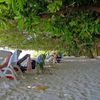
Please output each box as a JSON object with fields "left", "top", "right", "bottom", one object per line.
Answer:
{"left": 0, "top": 51, "right": 17, "bottom": 81}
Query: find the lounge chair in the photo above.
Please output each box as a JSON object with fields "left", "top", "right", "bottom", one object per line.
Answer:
{"left": 0, "top": 50, "right": 18, "bottom": 81}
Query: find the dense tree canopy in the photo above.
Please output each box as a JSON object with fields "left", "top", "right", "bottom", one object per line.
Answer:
{"left": 0, "top": 0, "right": 100, "bottom": 56}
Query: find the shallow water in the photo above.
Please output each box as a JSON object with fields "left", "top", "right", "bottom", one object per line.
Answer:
{"left": 0, "top": 59, "right": 100, "bottom": 100}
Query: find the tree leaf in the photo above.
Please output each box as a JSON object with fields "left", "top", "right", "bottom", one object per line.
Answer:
{"left": 12, "top": 0, "right": 17, "bottom": 13}
{"left": 18, "top": 17, "right": 24, "bottom": 31}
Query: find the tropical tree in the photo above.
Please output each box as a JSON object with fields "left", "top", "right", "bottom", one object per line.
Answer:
{"left": 0, "top": 0, "right": 100, "bottom": 56}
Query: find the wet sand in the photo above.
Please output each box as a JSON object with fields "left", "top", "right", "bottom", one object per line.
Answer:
{"left": 0, "top": 58, "right": 100, "bottom": 100}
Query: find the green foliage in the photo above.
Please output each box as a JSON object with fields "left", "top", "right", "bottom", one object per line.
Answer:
{"left": 17, "top": 16, "right": 24, "bottom": 31}
{"left": 62, "top": 0, "right": 98, "bottom": 5}
{"left": 47, "top": 0, "right": 62, "bottom": 13}
{"left": 65, "top": 11, "right": 97, "bottom": 56}
{"left": 0, "top": 0, "right": 100, "bottom": 57}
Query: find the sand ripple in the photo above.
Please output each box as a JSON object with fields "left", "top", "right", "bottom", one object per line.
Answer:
{"left": 0, "top": 59, "right": 100, "bottom": 100}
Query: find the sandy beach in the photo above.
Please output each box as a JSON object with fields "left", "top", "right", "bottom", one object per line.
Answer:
{"left": 0, "top": 58, "right": 100, "bottom": 100}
